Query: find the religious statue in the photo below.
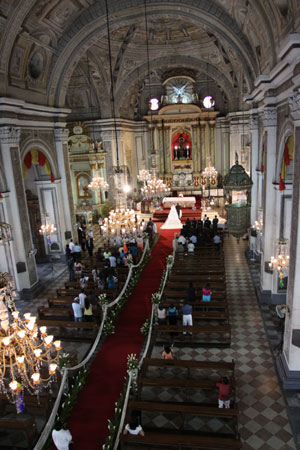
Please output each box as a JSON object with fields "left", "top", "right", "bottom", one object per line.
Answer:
{"left": 173, "top": 133, "right": 191, "bottom": 160}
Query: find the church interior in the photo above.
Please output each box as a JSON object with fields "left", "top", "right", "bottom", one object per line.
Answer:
{"left": 0, "top": 0, "right": 300, "bottom": 449}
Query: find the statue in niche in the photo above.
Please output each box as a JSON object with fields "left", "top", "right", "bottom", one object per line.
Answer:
{"left": 173, "top": 133, "right": 191, "bottom": 161}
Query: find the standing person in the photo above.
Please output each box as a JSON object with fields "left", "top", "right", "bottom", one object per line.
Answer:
{"left": 98, "top": 217, "right": 103, "bottom": 235}
{"left": 212, "top": 215, "right": 219, "bottom": 232}
{"left": 157, "top": 304, "right": 167, "bottom": 325}
{"left": 86, "top": 237, "right": 94, "bottom": 258}
{"left": 187, "top": 281, "right": 196, "bottom": 302}
{"left": 213, "top": 233, "right": 221, "bottom": 251}
{"left": 73, "top": 242, "right": 81, "bottom": 262}
{"left": 72, "top": 298, "right": 83, "bottom": 322}
{"left": 109, "top": 253, "right": 117, "bottom": 268}
{"left": 83, "top": 298, "right": 93, "bottom": 322}
{"left": 67, "top": 258, "right": 74, "bottom": 281}
{"left": 79, "top": 289, "right": 87, "bottom": 309}
{"left": 52, "top": 420, "right": 73, "bottom": 450}
{"left": 175, "top": 203, "right": 181, "bottom": 218}
{"left": 182, "top": 299, "right": 193, "bottom": 334}
{"left": 69, "top": 239, "right": 75, "bottom": 255}
{"left": 74, "top": 261, "right": 83, "bottom": 278}
{"left": 202, "top": 283, "right": 212, "bottom": 302}
{"left": 167, "top": 303, "right": 178, "bottom": 341}
{"left": 92, "top": 266, "right": 99, "bottom": 283}
{"left": 216, "top": 376, "right": 231, "bottom": 408}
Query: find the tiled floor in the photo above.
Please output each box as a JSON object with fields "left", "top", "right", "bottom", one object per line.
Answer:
{"left": 147, "top": 235, "right": 297, "bottom": 449}
{"left": 10, "top": 228, "right": 299, "bottom": 449}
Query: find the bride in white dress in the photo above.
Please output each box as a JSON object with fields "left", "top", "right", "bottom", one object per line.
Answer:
{"left": 161, "top": 204, "right": 183, "bottom": 229}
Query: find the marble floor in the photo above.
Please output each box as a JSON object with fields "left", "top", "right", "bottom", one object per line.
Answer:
{"left": 10, "top": 228, "right": 300, "bottom": 449}
{"left": 147, "top": 235, "right": 297, "bottom": 449}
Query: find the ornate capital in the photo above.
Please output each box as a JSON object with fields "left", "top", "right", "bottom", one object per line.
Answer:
{"left": 54, "top": 128, "right": 69, "bottom": 142}
{"left": 260, "top": 107, "right": 277, "bottom": 127}
{"left": 0, "top": 127, "right": 21, "bottom": 144}
{"left": 249, "top": 114, "right": 259, "bottom": 131}
{"left": 288, "top": 92, "right": 300, "bottom": 121}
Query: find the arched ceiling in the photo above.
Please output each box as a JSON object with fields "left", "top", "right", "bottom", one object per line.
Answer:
{"left": 0, "top": 0, "right": 299, "bottom": 119}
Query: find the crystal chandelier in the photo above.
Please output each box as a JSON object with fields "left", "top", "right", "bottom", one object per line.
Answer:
{"left": 0, "top": 273, "right": 61, "bottom": 401}
{"left": 0, "top": 222, "right": 13, "bottom": 245}
{"left": 202, "top": 164, "right": 218, "bottom": 185}
{"left": 269, "top": 238, "right": 289, "bottom": 275}
{"left": 141, "top": 177, "right": 171, "bottom": 200}
{"left": 88, "top": 170, "right": 109, "bottom": 192}
{"left": 101, "top": 208, "right": 142, "bottom": 237}
{"left": 137, "top": 169, "right": 152, "bottom": 184}
{"left": 39, "top": 213, "right": 56, "bottom": 235}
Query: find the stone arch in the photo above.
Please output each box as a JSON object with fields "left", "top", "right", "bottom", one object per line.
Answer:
{"left": 115, "top": 56, "right": 238, "bottom": 116}
{"left": 47, "top": 1, "right": 260, "bottom": 107}
{"left": 20, "top": 139, "right": 59, "bottom": 180}
{"left": 276, "top": 123, "right": 294, "bottom": 186}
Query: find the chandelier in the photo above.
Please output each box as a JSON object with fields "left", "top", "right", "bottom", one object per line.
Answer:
{"left": 137, "top": 169, "right": 152, "bottom": 184}
{"left": 202, "top": 164, "right": 218, "bottom": 185}
{"left": 269, "top": 238, "right": 289, "bottom": 276}
{"left": 88, "top": 170, "right": 109, "bottom": 192}
{"left": 101, "top": 208, "right": 142, "bottom": 237}
{"left": 0, "top": 222, "right": 13, "bottom": 245}
{"left": 39, "top": 214, "right": 56, "bottom": 235}
{"left": 0, "top": 273, "right": 61, "bottom": 403}
{"left": 253, "top": 209, "right": 263, "bottom": 232}
{"left": 141, "top": 177, "right": 171, "bottom": 200}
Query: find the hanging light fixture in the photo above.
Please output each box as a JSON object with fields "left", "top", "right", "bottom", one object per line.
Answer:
{"left": 141, "top": 176, "right": 171, "bottom": 200}
{"left": 0, "top": 222, "right": 13, "bottom": 245}
{"left": 0, "top": 273, "right": 61, "bottom": 404}
{"left": 101, "top": 208, "right": 142, "bottom": 237}
{"left": 202, "top": 157, "right": 218, "bottom": 204}
{"left": 88, "top": 166, "right": 109, "bottom": 192}
{"left": 39, "top": 213, "right": 56, "bottom": 235}
{"left": 137, "top": 169, "right": 152, "bottom": 184}
{"left": 269, "top": 238, "right": 290, "bottom": 275}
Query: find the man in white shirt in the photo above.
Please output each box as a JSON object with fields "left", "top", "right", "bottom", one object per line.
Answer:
{"left": 190, "top": 234, "right": 197, "bottom": 244}
{"left": 187, "top": 241, "right": 195, "bottom": 252}
{"left": 109, "top": 254, "right": 117, "bottom": 267}
{"left": 52, "top": 420, "right": 73, "bottom": 450}
{"left": 178, "top": 235, "right": 186, "bottom": 246}
{"left": 69, "top": 239, "right": 75, "bottom": 254}
{"left": 78, "top": 290, "right": 87, "bottom": 309}
{"left": 72, "top": 297, "right": 83, "bottom": 322}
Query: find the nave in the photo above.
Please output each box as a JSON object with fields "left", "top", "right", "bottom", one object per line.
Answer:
{"left": 7, "top": 225, "right": 296, "bottom": 450}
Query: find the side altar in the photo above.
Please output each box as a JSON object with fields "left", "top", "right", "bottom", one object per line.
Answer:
{"left": 144, "top": 73, "right": 219, "bottom": 193}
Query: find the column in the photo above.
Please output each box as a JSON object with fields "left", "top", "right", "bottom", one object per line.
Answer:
{"left": 200, "top": 121, "right": 206, "bottom": 171}
{"left": 0, "top": 126, "right": 38, "bottom": 293}
{"left": 54, "top": 128, "right": 75, "bottom": 237}
{"left": 191, "top": 124, "right": 198, "bottom": 174}
{"left": 102, "top": 131, "right": 116, "bottom": 205}
{"left": 209, "top": 120, "right": 216, "bottom": 167}
{"left": 277, "top": 92, "right": 300, "bottom": 387}
{"left": 249, "top": 113, "right": 259, "bottom": 225}
{"left": 260, "top": 107, "right": 277, "bottom": 293}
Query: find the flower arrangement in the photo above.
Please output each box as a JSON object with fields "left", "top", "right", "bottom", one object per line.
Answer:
{"left": 98, "top": 293, "right": 108, "bottom": 306}
{"left": 102, "top": 317, "right": 115, "bottom": 336}
{"left": 151, "top": 292, "right": 161, "bottom": 305}
{"left": 58, "top": 353, "right": 70, "bottom": 369}
{"left": 126, "top": 254, "right": 133, "bottom": 265}
{"left": 141, "top": 318, "right": 151, "bottom": 335}
{"left": 166, "top": 254, "right": 174, "bottom": 265}
{"left": 127, "top": 353, "right": 139, "bottom": 371}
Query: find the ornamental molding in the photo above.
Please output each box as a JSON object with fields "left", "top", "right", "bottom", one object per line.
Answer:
{"left": 0, "top": 126, "right": 21, "bottom": 144}
{"left": 288, "top": 92, "right": 300, "bottom": 121}
{"left": 249, "top": 115, "right": 259, "bottom": 131}
{"left": 260, "top": 107, "right": 277, "bottom": 127}
{"left": 54, "top": 128, "right": 69, "bottom": 142}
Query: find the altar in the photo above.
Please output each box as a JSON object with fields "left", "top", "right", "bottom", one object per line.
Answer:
{"left": 162, "top": 196, "right": 196, "bottom": 208}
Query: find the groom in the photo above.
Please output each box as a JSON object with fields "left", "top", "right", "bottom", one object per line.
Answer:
{"left": 175, "top": 203, "right": 181, "bottom": 218}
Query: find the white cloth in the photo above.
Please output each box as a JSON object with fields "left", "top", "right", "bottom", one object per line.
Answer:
{"left": 52, "top": 429, "right": 72, "bottom": 450}
{"left": 72, "top": 302, "right": 82, "bottom": 318}
{"left": 125, "top": 424, "right": 143, "bottom": 435}
{"left": 163, "top": 196, "right": 196, "bottom": 207}
{"left": 69, "top": 241, "right": 75, "bottom": 253}
{"left": 79, "top": 292, "right": 87, "bottom": 308}
{"left": 161, "top": 205, "right": 183, "bottom": 229}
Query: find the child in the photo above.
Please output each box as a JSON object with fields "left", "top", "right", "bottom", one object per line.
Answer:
{"left": 202, "top": 283, "right": 212, "bottom": 302}
{"left": 161, "top": 344, "right": 173, "bottom": 360}
{"left": 216, "top": 376, "right": 231, "bottom": 408}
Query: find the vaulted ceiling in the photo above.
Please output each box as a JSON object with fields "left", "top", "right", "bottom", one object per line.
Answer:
{"left": 0, "top": 0, "right": 299, "bottom": 119}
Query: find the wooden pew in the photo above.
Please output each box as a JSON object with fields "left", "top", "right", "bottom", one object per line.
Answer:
{"left": 161, "top": 300, "right": 228, "bottom": 312}
{"left": 171, "top": 267, "right": 224, "bottom": 275}
{"left": 141, "top": 358, "right": 234, "bottom": 372}
{"left": 36, "top": 319, "right": 98, "bottom": 341}
{"left": 0, "top": 394, "right": 53, "bottom": 418}
{"left": 154, "top": 324, "right": 231, "bottom": 346}
{"left": 0, "top": 416, "right": 37, "bottom": 447}
{"left": 168, "top": 274, "right": 225, "bottom": 282}
{"left": 57, "top": 288, "right": 119, "bottom": 298}
{"left": 120, "top": 431, "right": 242, "bottom": 449}
{"left": 38, "top": 306, "right": 101, "bottom": 321}
{"left": 164, "top": 289, "right": 225, "bottom": 300}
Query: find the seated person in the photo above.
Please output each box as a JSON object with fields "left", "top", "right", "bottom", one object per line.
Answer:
{"left": 213, "top": 233, "right": 221, "bottom": 250}
{"left": 202, "top": 283, "right": 212, "bottom": 302}
{"left": 187, "top": 241, "right": 195, "bottom": 253}
{"left": 161, "top": 344, "right": 173, "bottom": 360}
{"left": 177, "top": 234, "right": 186, "bottom": 246}
{"left": 123, "top": 411, "right": 144, "bottom": 436}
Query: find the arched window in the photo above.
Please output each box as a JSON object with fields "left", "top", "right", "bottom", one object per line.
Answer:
{"left": 279, "top": 136, "right": 294, "bottom": 192}
{"left": 22, "top": 150, "right": 54, "bottom": 182}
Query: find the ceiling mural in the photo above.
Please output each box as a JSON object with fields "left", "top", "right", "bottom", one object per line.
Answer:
{"left": 0, "top": 0, "right": 299, "bottom": 118}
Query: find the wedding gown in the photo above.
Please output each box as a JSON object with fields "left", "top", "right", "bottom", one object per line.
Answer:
{"left": 161, "top": 204, "right": 183, "bottom": 229}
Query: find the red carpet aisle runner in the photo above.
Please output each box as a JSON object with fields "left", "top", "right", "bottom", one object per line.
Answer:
{"left": 67, "top": 229, "right": 178, "bottom": 450}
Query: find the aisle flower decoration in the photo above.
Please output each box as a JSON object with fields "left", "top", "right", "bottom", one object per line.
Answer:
{"left": 151, "top": 292, "right": 161, "bottom": 304}
{"left": 141, "top": 318, "right": 151, "bottom": 336}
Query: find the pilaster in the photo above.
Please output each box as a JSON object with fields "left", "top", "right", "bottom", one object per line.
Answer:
{"left": 250, "top": 113, "right": 259, "bottom": 225}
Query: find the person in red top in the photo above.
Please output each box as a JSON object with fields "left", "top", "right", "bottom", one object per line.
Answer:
{"left": 202, "top": 283, "right": 212, "bottom": 302}
{"left": 216, "top": 376, "right": 231, "bottom": 408}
